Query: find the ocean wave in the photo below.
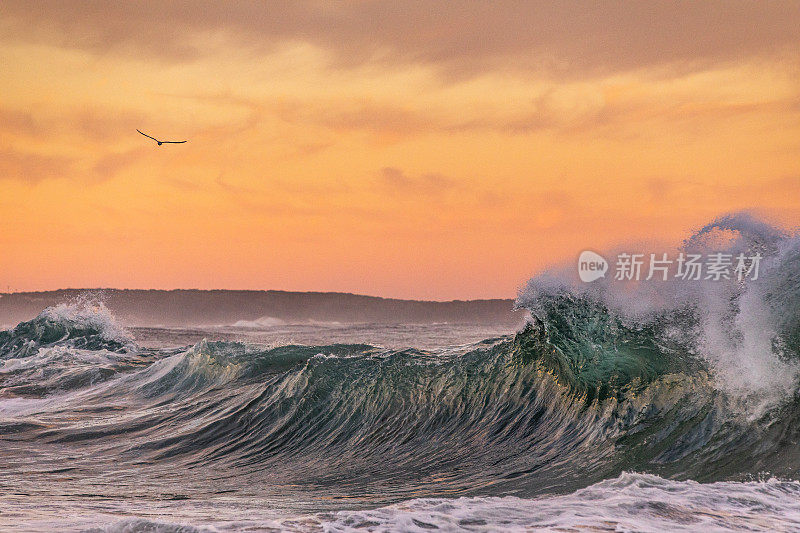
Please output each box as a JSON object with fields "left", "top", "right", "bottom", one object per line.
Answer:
{"left": 0, "top": 300, "right": 134, "bottom": 360}
{"left": 0, "top": 310, "right": 797, "bottom": 494}
{"left": 0, "top": 326, "right": 763, "bottom": 494}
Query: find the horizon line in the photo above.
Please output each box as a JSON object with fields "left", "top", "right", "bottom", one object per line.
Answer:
{"left": 0, "top": 287, "right": 518, "bottom": 304}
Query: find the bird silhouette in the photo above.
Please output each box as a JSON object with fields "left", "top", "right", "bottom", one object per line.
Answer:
{"left": 137, "top": 129, "right": 187, "bottom": 146}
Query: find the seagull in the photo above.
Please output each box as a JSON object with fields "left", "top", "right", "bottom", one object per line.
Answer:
{"left": 137, "top": 129, "right": 187, "bottom": 146}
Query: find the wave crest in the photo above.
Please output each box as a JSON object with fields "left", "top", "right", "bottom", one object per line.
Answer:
{"left": 517, "top": 212, "right": 800, "bottom": 409}
{"left": 0, "top": 300, "right": 134, "bottom": 360}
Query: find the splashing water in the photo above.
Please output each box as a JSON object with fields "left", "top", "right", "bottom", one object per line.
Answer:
{"left": 517, "top": 212, "right": 800, "bottom": 411}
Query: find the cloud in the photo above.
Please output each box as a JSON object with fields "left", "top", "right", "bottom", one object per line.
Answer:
{"left": 314, "top": 102, "right": 436, "bottom": 138}
{"left": 0, "top": 108, "right": 39, "bottom": 137}
{"left": 215, "top": 173, "right": 254, "bottom": 195}
{"left": 73, "top": 109, "right": 150, "bottom": 143}
{"left": 378, "top": 167, "right": 458, "bottom": 196}
{"left": 93, "top": 147, "right": 149, "bottom": 179}
{"left": 0, "top": 146, "right": 74, "bottom": 183}
{"left": 3, "top": 2, "right": 799, "bottom": 78}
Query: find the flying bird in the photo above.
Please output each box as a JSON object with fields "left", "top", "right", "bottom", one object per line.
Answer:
{"left": 137, "top": 129, "right": 187, "bottom": 146}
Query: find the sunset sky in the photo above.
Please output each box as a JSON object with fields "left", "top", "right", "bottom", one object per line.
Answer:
{"left": 1, "top": 2, "right": 799, "bottom": 299}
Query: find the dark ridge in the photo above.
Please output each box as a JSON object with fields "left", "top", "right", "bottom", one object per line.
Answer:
{"left": 0, "top": 289, "right": 525, "bottom": 328}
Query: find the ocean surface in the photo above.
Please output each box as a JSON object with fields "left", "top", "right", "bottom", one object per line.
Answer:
{"left": 2, "top": 213, "right": 800, "bottom": 532}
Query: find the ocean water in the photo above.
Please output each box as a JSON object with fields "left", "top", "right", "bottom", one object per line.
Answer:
{"left": 2, "top": 213, "right": 800, "bottom": 532}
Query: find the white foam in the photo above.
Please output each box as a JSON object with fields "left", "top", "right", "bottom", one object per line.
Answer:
{"left": 230, "top": 316, "right": 287, "bottom": 328}
{"left": 84, "top": 518, "right": 220, "bottom": 532}
{"left": 326, "top": 472, "right": 800, "bottom": 532}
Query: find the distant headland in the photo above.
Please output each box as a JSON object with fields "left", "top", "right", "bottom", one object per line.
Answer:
{"left": 0, "top": 289, "right": 525, "bottom": 328}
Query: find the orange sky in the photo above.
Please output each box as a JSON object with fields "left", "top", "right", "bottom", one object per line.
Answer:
{"left": 1, "top": 2, "right": 799, "bottom": 299}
